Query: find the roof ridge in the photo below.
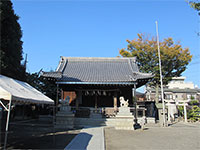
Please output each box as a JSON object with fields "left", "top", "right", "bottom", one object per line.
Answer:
{"left": 61, "top": 56, "right": 137, "bottom": 60}
{"left": 128, "top": 59, "right": 135, "bottom": 73}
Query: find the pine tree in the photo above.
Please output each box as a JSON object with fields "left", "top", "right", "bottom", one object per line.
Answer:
{"left": 0, "top": 0, "right": 25, "bottom": 80}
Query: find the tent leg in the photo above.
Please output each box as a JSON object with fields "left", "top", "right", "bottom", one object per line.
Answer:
{"left": 4, "top": 99, "right": 12, "bottom": 150}
{"left": 53, "top": 105, "right": 56, "bottom": 145}
{"left": 3, "top": 132, "right": 8, "bottom": 150}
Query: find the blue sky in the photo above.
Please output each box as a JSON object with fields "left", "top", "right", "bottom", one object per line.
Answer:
{"left": 12, "top": 0, "right": 200, "bottom": 90}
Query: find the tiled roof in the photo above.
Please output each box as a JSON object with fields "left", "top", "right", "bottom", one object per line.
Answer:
{"left": 42, "top": 57, "right": 153, "bottom": 83}
{"left": 41, "top": 71, "right": 62, "bottom": 78}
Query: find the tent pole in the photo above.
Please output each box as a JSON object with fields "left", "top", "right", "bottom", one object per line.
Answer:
{"left": 53, "top": 105, "right": 56, "bottom": 145}
{"left": 4, "top": 97, "right": 12, "bottom": 150}
{"left": 0, "top": 101, "right": 9, "bottom": 111}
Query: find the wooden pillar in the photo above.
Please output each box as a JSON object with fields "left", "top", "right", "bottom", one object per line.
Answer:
{"left": 76, "top": 91, "right": 82, "bottom": 109}
{"left": 76, "top": 98, "right": 79, "bottom": 110}
{"left": 56, "top": 84, "right": 59, "bottom": 113}
{"left": 133, "top": 83, "right": 138, "bottom": 124}
{"left": 113, "top": 91, "right": 117, "bottom": 112}
{"left": 76, "top": 91, "right": 79, "bottom": 110}
{"left": 61, "top": 89, "right": 64, "bottom": 100}
{"left": 184, "top": 103, "right": 187, "bottom": 122}
{"left": 79, "top": 91, "right": 82, "bottom": 105}
{"left": 143, "top": 109, "right": 145, "bottom": 117}
{"left": 95, "top": 95, "right": 97, "bottom": 113}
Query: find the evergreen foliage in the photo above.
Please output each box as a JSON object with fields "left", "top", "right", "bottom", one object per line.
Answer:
{"left": 178, "top": 106, "right": 184, "bottom": 116}
{"left": 189, "top": 0, "right": 200, "bottom": 36}
{"left": 189, "top": 0, "right": 200, "bottom": 15}
{"left": 189, "top": 99, "right": 199, "bottom": 105}
{"left": 0, "top": 0, "right": 25, "bottom": 80}
{"left": 188, "top": 99, "right": 200, "bottom": 122}
{"left": 178, "top": 99, "right": 200, "bottom": 122}
{"left": 26, "top": 72, "right": 57, "bottom": 102}
{"left": 188, "top": 105, "right": 200, "bottom": 121}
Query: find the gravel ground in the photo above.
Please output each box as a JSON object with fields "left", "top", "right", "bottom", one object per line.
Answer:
{"left": 105, "top": 122, "right": 200, "bottom": 150}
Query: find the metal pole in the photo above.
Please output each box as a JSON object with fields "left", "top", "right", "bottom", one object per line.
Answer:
{"left": 155, "top": 21, "right": 166, "bottom": 127}
{"left": 167, "top": 102, "right": 170, "bottom": 122}
{"left": 4, "top": 98, "right": 12, "bottom": 150}
{"left": 53, "top": 105, "right": 56, "bottom": 145}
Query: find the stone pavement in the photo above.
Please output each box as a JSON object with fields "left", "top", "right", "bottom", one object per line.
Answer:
{"left": 65, "top": 122, "right": 200, "bottom": 150}
{"left": 65, "top": 127, "right": 105, "bottom": 150}
{"left": 105, "top": 122, "right": 200, "bottom": 150}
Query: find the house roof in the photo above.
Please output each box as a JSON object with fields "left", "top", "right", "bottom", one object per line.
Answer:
{"left": 42, "top": 57, "right": 153, "bottom": 84}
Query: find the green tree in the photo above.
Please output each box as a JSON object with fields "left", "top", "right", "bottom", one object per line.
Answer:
{"left": 120, "top": 33, "right": 192, "bottom": 102}
{"left": 178, "top": 106, "right": 184, "bottom": 117}
{"left": 0, "top": 0, "right": 25, "bottom": 80}
{"left": 188, "top": 0, "right": 200, "bottom": 36}
{"left": 189, "top": 0, "right": 200, "bottom": 15}
{"left": 188, "top": 99, "right": 200, "bottom": 122}
{"left": 26, "top": 72, "right": 57, "bottom": 102}
{"left": 188, "top": 105, "right": 200, "bottom": 121}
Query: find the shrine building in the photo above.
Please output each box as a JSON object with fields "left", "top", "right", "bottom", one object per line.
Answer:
{"left": 42, "top": 57, "right": 153, "bottom": 117}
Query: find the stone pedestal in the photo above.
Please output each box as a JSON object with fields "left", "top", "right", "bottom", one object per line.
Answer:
{"left": 115, "top": 118, "right": 134, "bottom": 130}
{"left": 146, "top": 117, "right": 156, "bottom": 123}
{"left": 158, "top": 108, "right": 167, "bottom": 127}
{"left": 115, "top": 97, "right": 134, "bottom": 130}
{"left": 90, "top": 113, "right": 102, "bottom": 119}
{"left": 116, "top": 107, "right": 133, "bottom": 117}
{"left": 56, "top": 105, "right": 74, "bottom": 129}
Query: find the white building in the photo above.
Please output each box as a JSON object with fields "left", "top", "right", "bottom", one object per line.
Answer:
{"left": 167, "top": 77, "right": 194, "bottom": 89}
{"left": 146, "top": 77, "right": 200, "bottom": 102}
{"left": 145, "top": 77, "right": 200, "bottom": 122}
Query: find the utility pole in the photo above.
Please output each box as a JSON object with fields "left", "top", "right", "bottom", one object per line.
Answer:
{"left": 155, "top": 21, "right": 166, "bottom": 127}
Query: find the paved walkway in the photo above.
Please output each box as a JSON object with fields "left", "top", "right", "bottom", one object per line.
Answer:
{"left": 65, "top": 122, "right": 200, "bottom": 150}
{"left": 105, "top": 122, "right": 200, "bottom": 150}
{"left": 65, "top": 127, "right": 105, "bottom": 150}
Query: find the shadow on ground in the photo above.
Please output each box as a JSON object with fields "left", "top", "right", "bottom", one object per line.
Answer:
{"left": 0, "top": 120, "right": 79, "bottom": 149}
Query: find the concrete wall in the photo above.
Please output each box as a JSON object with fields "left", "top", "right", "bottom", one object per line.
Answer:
{"left": 167, "top": 77, "right": 195, "bottom": 89}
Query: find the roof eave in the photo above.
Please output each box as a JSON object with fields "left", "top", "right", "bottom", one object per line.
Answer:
{"left": 56, "top": 81, "right": 137, "bottom": 85}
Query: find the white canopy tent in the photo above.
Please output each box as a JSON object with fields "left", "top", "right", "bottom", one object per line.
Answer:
{"left": 0, "top": 75, "right": 54, "bottom": 149}
{"left": 0, "top": 75, "right": 54, "bottom": 104}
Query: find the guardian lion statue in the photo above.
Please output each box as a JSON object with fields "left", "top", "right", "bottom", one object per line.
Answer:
{"left": 119, "top": 96, "right": 129, "bottom": 107}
